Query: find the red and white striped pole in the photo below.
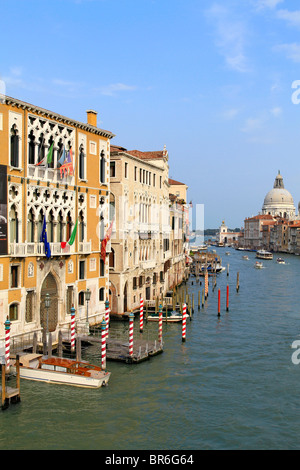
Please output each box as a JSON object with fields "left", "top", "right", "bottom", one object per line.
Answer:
{"left": 182, "top": 303, "right": 187, "bottom": 342}
{"left": 5, "top": 317, "right": 11, "bottom": 372}
{"left": 129, "top": 311, "right": 134, "bottom": 357}
{"left": 70, "top": 306, "right": 76, "bottom": 352}
{"left": 105, "top": 299, "right": 110, "bottom": 339}
{"left": 140, "top": 297, "right": 144, "bottom": 333}
{"left": 101, "top": 319, "right": 107, "bottom": 370}
{"left": 205, "top": 272, "right": 209, "bottom": 298}
{"left": 158, "top": 304, "right": 163, "bottom": 344}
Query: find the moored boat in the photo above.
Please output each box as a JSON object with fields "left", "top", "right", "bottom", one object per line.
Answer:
{"left": 256, "top": 250, "right": 273, "bottom": 260}
{"left": 12, "top": 354, "right": 111, "bottom": 388}
{"left": 147, "top": 310, "right": 183, "bottom": 323}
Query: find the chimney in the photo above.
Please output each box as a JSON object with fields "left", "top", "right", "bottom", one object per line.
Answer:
{"left": 86, "top": 109, "right": 98, "bottom": 127}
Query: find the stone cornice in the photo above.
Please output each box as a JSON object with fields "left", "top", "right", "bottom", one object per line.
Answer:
{"left": 4, "top": 95, "right": 115, "bottom": 140}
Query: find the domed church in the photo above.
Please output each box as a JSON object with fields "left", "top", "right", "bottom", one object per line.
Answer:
{"left": 262, "top": 171, "right": 296, "bottom": 219}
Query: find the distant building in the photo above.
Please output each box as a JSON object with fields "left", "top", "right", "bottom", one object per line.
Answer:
{"left": 217, "top": 221, "right": 241, "bottom": 245}
{"left": 262, "top": 171, "right": 296, "bottom": 219}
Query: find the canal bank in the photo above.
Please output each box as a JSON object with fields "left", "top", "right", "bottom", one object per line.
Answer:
{"left": 1, "top": 246, "right": 300, "bottom": 450}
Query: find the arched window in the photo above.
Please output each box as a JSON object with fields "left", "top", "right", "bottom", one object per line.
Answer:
{"left": 100, "top": 151, "right": 106, "bottom": 183}
{"left": 99, "top": 287, "right": 105, "bottom": 301}
{"left": 78, "top": 291, "right": 85, "bottom": 306}
{"left": 9, "top": 303, "right": 19, "bottom": 321}
{"left": 47, "top": 136, "right": 55, "bottom": 169}
{"left": 79, "top": 144, "right": 85, "bottom": 180}
{"left": 66, "top": 212, "right": 72, "bottom": 241}
{"left": 47, "top": 210, "right": 54, "bottom": 243}
{"left": 79, "top": 210, "right": 85, "bottom": 242}
{"left": 37, "top": 211, "right": 44, "bottom": 241}
{"left": 10, "top": 125, "right": 19, "bottom": 167}
{"left": 37, "top": 133, "right": 45, "bottom": 164}
{"left": 57, "top": 211, "right": 63, "bottom": 243}
{"left": 27, "top": 208, "right": 35, "bottom": 243}
{"left": 9, "top": 205, "right": 18, "bottom": 243}
{"left": 28, "top": 130, "right": 35, "bottom": 165}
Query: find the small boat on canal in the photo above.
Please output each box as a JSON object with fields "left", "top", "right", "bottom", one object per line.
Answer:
{"left": 256, "top": 250, "right": 273, "bottom": 260}
{"left": 147, "top": 310, "right": 183, "bottom": 323}
{"left": 242, "top": 255, "right": 249, "bottom": 260}
{"left": 255, "top": 261, "right": 263, "bottom": 269}
{"left": 277, "top": 258, "right": 285, "bottom": 264}
{"left": 12, "top": 354, "right": 111, "bottom": 388}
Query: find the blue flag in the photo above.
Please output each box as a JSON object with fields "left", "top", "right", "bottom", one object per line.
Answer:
{"left": 40, "top": 216, "right": 51, "bottom": 259}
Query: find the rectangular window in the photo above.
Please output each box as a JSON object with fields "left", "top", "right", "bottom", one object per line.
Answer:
{"left": 66, "top": 286, "right": 74, "bottom": 314}
{"left": 134, "top": 166, "right": 137, "bottom": 181}
{"left": 125, "top": 162, "right": 128, "bottom": 178}
{"left": 25, "top": 291, "right": 34, "bottom": 323}
{"left": 160, "top": 176, "right": 162, "bottom": 188}
{"left": 79, "top": 260, "right": 85, "bottom": 280}
{"left": 110, "top": 161, "right": 116, "bottom": 178}
{"left": 153, "top": 174, "right": 156, "bottom": 187}
{"left": 140, "top": 168, "right": 142, "bottom": 183}
{"left": 11, "top": 265, "right": 19, "bottom": 288}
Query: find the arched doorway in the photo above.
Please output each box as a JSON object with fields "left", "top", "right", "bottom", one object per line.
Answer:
{"left": 40, "top": 273, "right": 58, "bottom": 332}
{"left": 109, "top": 282, "right": 118, "bottom": 314}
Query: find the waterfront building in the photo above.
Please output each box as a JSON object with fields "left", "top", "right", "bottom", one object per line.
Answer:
{"left": 0, "top": 96, "right": 114, "bottom": 341}
{"left": 168, "top": 188, "right": 189, "bottom": 288}
{"left": 243, "top": 214, "right": 276, "bottom": 249}
{"left": 217, "top": 221, "right": 241, "bottom": 246}
{"left": 109, "top": 145, "right": 171, "bottom": 314}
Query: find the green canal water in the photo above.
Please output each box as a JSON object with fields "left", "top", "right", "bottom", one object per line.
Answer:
{"left": 1, "top": 247, "right": 300, "bottom": 450}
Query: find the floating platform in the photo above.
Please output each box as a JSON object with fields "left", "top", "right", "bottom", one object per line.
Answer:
{"left": 77, "top": 334, "right": 163, "bottom": 364}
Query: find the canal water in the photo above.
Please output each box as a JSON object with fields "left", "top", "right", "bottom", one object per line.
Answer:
{"left": 1, "top": 247, "right": 300, "bottom": 450}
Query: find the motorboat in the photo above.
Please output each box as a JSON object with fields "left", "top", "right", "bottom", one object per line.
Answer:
{"left": 256, "top": 250, "right": 273, "bottom": 260}
{"left": 147, "top": 310, "right": 183, "bottom": 323}
{"left": 242, "top": 255, "right": 249, "bottom": 260}
{"left": 277, "top": 258, "right": 285, "bottom": 264}
{"left": 225, "top": 252, "right": 230, "bottom": 255}
{"left": 255, "top": 261, "right": 263, "bottom": 269}
{"left": 12, "top": 354, "right": 111, "bottom": 388}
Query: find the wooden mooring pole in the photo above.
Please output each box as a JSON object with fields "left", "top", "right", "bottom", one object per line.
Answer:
{"left": 236, "top": 272, "right": 240, "bottom": 293}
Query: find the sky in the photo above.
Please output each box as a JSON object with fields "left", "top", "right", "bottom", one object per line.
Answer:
{"left": 1, "top": 0, "right": 300, "bottom": 228}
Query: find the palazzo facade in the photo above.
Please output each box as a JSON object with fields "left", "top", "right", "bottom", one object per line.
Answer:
{"left": 109, "top": 145, "right": 173, "bottom": 314}
{"left": 0, "top": 96, "right": 114, "bottom": 340}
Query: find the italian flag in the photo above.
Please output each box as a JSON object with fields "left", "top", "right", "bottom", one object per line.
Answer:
{"left": 61, "top": 219, "right": 78, "bottom": 249}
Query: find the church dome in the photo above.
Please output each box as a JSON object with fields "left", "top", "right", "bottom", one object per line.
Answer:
{"left": 262, "top": 171, "right": 295, "bottom": 218}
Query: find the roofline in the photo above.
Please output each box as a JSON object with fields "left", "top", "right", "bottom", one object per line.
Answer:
{"left": 3, "top": 95, "right": 116, "bottom": 139}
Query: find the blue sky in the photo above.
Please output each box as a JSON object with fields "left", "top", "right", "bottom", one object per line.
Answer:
{"left": 1, "top": 0, "right": 300, "bottom": 228}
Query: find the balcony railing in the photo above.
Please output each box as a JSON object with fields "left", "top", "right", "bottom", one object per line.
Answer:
{"left": 9, "top": 242, "right": 75, "bottom": 257}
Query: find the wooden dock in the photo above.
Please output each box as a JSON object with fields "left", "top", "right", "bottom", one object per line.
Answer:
{"left": 1, "top": 358, "right": 21, "bottom": 410}
{"left": 77, "top": 334, "right": 163, "bottom": 364}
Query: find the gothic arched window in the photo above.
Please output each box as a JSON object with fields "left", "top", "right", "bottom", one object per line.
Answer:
{"left": 28, "top": 130, "right": 35, "bottom": 165}
{"left": 100, "top": 151, "right": 106, "bottom": 184}
{"left": 27, "top": 208, "right": 35, "bottom": 243}
{"left": 9, "top": 205, "right": 18, "bottom": 243}
{"left": 10, "top": 125, "right": 19, "bottom": 167}
{"left": 79, "top": 144, "right": 85, "bottom": 180}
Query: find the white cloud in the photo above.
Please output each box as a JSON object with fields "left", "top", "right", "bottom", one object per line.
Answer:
{"left": 270, "top": 106, "right": 282, "bottom": 116}
{"left": 241, "top": 116, "right": 266, "bottom": 133}
{"left": 206, "top": 4, "right": 250, "bottom": 73}
{"left": 276, "top": 9, "right": 300, "bottom": 27}
{"left": 255, "top": 0, "right": 284, "bottom": 10}
{"left": 222, "top": 108, "right": 239, "bottom": 120}
{"left": 275, "top": 43, "right": 300, "bottom": 62}
{"left": 96, "top": 83, "right": 137, "bottom": 96}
